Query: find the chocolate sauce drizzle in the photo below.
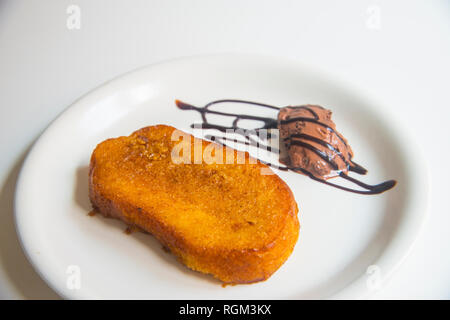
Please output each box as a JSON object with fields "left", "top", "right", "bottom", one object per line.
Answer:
{"left": 175, "top": 99, "right": 396, "bottom": 195}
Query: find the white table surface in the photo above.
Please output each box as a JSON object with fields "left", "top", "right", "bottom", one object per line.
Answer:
{"left": 0, "top": 0, "right": 448, "bottom": 299}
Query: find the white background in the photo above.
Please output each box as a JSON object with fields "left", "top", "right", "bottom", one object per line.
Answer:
{"left": 0, "top": 0, "right": 448, "bottom": 299}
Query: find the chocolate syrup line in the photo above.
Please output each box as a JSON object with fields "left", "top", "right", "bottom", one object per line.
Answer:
{"left": 176, "top": 99, "right": 279, "bottom": 130}
{"left": 204, "top": 99, "right": 280, "bottom": 110}
{"left": 198, "top": 123, "right": 270, "bottom": 148}
{"left": 294, "top": 168, "right": 396, "bottom": 195}
{"left": 196, "top": 123, "right": 276, "bottom": 144}
{"left": 348, "top": 161, "right": 368, "bottom": 175}
{"left": 288, "top": 106, "right": 320, "bottom": 119}
{"left": 289, "top": 140, "right": 340, "bottom": 170}
{"left": 175, "top": 99, "right": 396, "bottom": 195}
{"left": 284, "top": 133, "right": 367, "bottom": 174}
{"left": 280, "top": 117, "right": 350, "bottom": 148}
{"left": 205, "top": 135, "right": 280, "bottom": 154}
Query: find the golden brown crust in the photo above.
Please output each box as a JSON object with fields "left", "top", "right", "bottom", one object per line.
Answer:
{"left": 89, "top": 124, "right": 299, "bottom": 284}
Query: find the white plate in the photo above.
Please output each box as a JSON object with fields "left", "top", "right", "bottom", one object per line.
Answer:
{"left": 15, "top": 54, "right": 429, "bottom": 299}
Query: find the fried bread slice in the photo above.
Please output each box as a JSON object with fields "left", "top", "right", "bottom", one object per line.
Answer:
{"left": 89, "top": 125, "right": 299, "bottom": 284}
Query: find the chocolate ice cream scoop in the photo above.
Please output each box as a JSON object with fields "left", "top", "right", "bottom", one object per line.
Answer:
{"left": 277, "top": 105, "right": 364, "bottom": 180}
{"left": 176, "top": 99, "right": 396, "bottom": 195}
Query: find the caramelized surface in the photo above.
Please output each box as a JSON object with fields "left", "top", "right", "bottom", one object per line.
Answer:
{"left": 89, "top": 125, "right": 299, "bottom": 284}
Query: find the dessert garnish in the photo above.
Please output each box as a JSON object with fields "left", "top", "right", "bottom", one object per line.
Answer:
{"left": 176, "top": 99, "right": 396, "bottom": 194}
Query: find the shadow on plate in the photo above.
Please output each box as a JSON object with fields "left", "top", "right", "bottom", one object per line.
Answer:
{"left": 0, "top": 146, "right": 60, "bottom": 299}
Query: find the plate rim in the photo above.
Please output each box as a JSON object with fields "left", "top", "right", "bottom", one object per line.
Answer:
{"left": 14, "top": 53, "right": 430, "bottom": 299}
